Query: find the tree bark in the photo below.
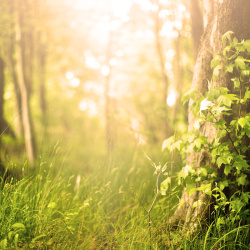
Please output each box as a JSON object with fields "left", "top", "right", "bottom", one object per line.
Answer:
{"left": 15, "top": 2, "right": 36, "bottom": 170}
{"left": 170, "top": 0, "right": 250, "bottom": 229}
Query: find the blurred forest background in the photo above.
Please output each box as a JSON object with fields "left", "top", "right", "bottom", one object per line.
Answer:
{"left": 0, "top": 0, "right": 196, "bottom": 175}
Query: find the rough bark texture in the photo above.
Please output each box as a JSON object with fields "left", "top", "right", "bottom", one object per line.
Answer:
{"left": 170, "top": 0, "right": 250, "bottom": 228}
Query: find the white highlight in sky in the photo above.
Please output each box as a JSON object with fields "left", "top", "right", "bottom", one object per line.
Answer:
{"left": 167, "top": 88, "right": 177, "bottom": 107}
{"left": 85, "top": 56, "right": 100, "bottom": 69}
{"left": 111, "top": 0, "right": 132, "bottom": 18}
{"left": 178, "top": 4, "right": 186, "bottom": 13}
{"left": 70, "top": 77, "right": 80, "bottom": 88}
{"left": 78, "top": 99, "right": 98, "bottom": 116}
{"left": 165, "top": 62, "right": 172, "bottom": 70}
{"left": 65, "top": 71, "right": 74, "bottom": 79}
{"left": 101, "top": 65, "right": 110, "bottom": 76}
{"left": 109, "top": 58, "right": 117, "bottom": 66}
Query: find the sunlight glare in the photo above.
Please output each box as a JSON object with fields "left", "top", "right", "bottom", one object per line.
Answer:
{"left": 85, "top": 56, "right": 100, "bottom": 69}
{"left": 83, "top": 81, "right": 104, "bottom": 95}
{"left": 158, "top": 9, "right": 172, "bottom": 19}
{"left": 65, "top": 71, "right": 74, "bottom": 80}
{"left": 109, "top": 58, "right": 117, "bottom": 67}
{"left": 115, "top": 50, "right": 124, "bottom": 57}
{"left": 178, "top": 4, "right": 186, "bottom": 13}
{"left": 101, "top": 65, "right": 110, "bottom": 76}
{"left": 111, "top": 0, "right": 132, "bottom": 18}
{"left": 136, "top": 0, "right": 158, "bottom": 12}
{"left": 166, "top": 49, "right": 175, "bottom": 61}
{"left": 69, "top": 77, "right": 80, "bottom": 88}
{"left": 165, "top": 62, "right": 172, "bottom": 70}
{"left": 166, "top": 89, "right": 177, "bottom": 107}
{"left": 78, "top": 99, "right": 98, "bottom": 116}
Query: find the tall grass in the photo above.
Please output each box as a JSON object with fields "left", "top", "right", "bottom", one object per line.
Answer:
{"left": 0, "top": 146, "right": 249, "bottom": 249}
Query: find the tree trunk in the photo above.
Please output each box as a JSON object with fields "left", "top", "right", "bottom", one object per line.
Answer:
{"left": 15, "top": 2, "right": 36, "bottom": 170}
{"left": 169, "top": 0, "right": 250, "bottom": 228}
{"left": 104, "top": 30, "right": 116, "bottom": 155}
{"left": 0, "top": 57, "right": 5, "bottom": 174}
{"left": 188, "top": 0, "right": 204, "bottom": 60}
{"left": 154, "top": 2, "right": 173, "bottom": 139}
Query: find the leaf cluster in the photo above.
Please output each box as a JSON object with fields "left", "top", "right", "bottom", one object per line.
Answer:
{"left": 162, "top": 31, "right": 250, "bottom": 224}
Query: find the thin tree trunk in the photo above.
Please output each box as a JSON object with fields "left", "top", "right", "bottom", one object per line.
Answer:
{"left": 0, "top": 57, "right": 4, "bottom": 148}
{"left": 173, "top": 34, "right": 181, "bottom": 123}
{"left": 105, "top": 30, "right": 116, "bottom": 155}
{"left": 0, "top": 57, "right": 5, "bottom": 174}
{"left": 169, "top": 0, "right": 250, "bottom": 229}
{"left": 188, "top": 0, "right": 204, "bottom": 60}
{"left": 6, "top": 49, "right": 24, "bottom": 137}
{"left": 15, "top": 3, "right": 36, "bottom": 170}
{"left": 154, "top": 2, "right": 173, "bottom": 139}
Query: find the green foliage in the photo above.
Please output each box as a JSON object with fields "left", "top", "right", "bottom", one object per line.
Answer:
{"left": 162, "top": 32, "right": 250, "bottom": 225}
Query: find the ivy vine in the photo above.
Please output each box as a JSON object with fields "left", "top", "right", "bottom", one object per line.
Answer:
{"left": 161, "top": 31, "right": 250, "bottom": 224}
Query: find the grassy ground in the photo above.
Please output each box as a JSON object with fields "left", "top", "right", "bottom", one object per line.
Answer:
{"left": 0, "top": 144, "right": 249, "bottom": 249}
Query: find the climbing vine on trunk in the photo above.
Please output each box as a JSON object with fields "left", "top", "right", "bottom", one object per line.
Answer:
{"left": 162, "top": 32, "right": 250, "bottom": 226}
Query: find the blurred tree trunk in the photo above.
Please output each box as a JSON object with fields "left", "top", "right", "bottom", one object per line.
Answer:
{"left": 169, "top": 0, "right": 250, "bottom": 229}
{"left": 4, "top": 2, "right": 24, "bottom": 137}
{"left": 6, "top": 43, "right": 24, "bottom": 137}
{"left": 105, "top": 30, "right": 116, "bottom": 154}
{"left": 0, "top": 57, "right": 5, "bottom": 174}
{"left": 15, "top": 3, "right": 36, "bottom": 170}
{"left": 188, "top": 0, "right": 203, "bottom": 60}
{"left": 154, "top": 2, "right": 173, "bottom": 139}
{"left": 37, "top": 31, "right": 47, "bottom": 128}
{"left": 173, "top": 34, "right": 181, "bottom": 123}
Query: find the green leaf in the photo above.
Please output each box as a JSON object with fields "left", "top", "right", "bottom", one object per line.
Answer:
{"left": 187, "top": 183, "right": 196, "bottom": 195}
{"left": 193, "top": 200, "right": 205, "bottom": 208}
{"left": 48, "top": 202, "right": 56, "bottom": 208}
{"left": 218, "top": 180, "right": 229, "bottom": 191}
{"left": 200, "top": 98, "right": 214, "bottom": 112}
{"left": 244, "top": 88, "right": 250, "bottom": 102}
{"left": 217, "top": 156, "right": 227, "bottom": 168}
{"left": 160, "top": 177, "right": 171, "bottom": 195}
{"left": 238, "top": 117, "right": 249, "bottom": 128}
{"left": 235, "top": 56, "right": 246, "bottom": 69}
{"left": 14, "top": 234, "right": 19, "bottom": 248}
{"left": 241, "top": 69, "right": 250, "bottom": 76}
{"left": 31, "top": 235, "right": 46, "bottom": 243}
{"left": 211, "top": 54, "right": 221, "bottom": 68}
{"left": 217, "top": 94, "right": 238, "bottom": 107}
{"left": 171, "top": 140, "right": 182, "bottom": 151}
{"left": 213, "top": 64, "right": 223, "bottom": 77}
{"left": 0, "top": 239, "right": 7, "bottom": 249}
{"left": 224, "top": 164, "right": 233, "bottom": 175}
{"left": 162, "top": 136, "right": 174, "bottom": 151}
{"left": 232, "top": 37, "right": 238, "bottom": 47}
{"left": 222, "top": 31, "right": 234, "bottom": 44}
{"left": 223, "top": 45, "right": 231, "bottom": 57}
{"left": 237, "top": 174, "right": 247, "bottom": 186}
{"left": 232, "top": 78, "right": 240, "bottom": 88}
{"left": 225, "top": 64, "right": 234, "bottom": 73}
{"left": 243, "top": 40, "right": 250, "bottom": 53}
{"left": 182, "top": 88, "right": 200, "bottom": 104}
{"left": 197, "top": 183, "right": 212, "bottom": 196}
{"left": 12, "top": 223, "right": 25, "bottom": 230}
